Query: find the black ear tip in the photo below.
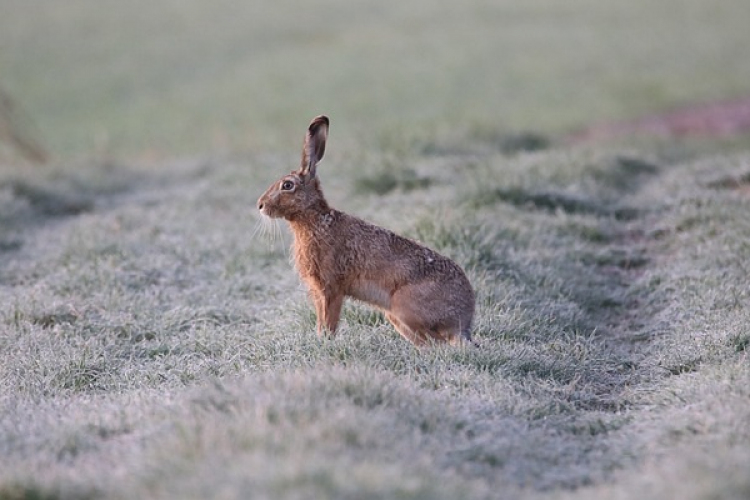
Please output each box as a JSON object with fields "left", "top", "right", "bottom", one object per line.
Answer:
{"left": 309, "top": 115, "right": 329, "bottom": 132}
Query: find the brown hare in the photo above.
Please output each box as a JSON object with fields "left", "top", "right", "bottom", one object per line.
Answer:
{"left": 257, "top": 115, "right": 475, "bottom": 346}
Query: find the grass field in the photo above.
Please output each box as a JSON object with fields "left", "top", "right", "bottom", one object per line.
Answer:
{"left": 1, "top": 1, "right": 750, "bottom": 499}
{"left": 3, "top": 0, "right": 750, "bottom": 159}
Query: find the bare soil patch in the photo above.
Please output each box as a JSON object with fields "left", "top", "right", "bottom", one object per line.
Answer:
{"left": 570, "top": 97, "right": 750, "bottom": 142}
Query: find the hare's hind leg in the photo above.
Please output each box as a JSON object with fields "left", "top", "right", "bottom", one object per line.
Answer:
{"left": 389, "top": 284, "right": 473, "bottom": 346}
{"left": 388, "top": 285, "right": 448, "bottom": 346}
{"left": 385, "top": 312, "right": 428, "bottom": 346}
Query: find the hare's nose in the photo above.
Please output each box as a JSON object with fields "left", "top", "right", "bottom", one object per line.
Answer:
{"left": 257, "top": 201, "right": 264, "bottom": 211}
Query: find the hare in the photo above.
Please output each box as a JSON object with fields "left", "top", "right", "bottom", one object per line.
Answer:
{"left": 257, "top": 115, "right": 475, "bottom": 346}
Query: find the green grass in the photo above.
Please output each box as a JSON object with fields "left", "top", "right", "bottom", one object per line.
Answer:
{"left": 2, "top": 0, "right": 750, "bottom": 159}
{"left": 1, "top": 1, "right": 750, "bottom": 499}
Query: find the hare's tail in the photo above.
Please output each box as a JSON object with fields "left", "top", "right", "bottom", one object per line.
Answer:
{"left": 463, "top": 330, "right": 480, "bottom": 348}
{"left": 451, "top": 327, "right": 479, "bottom": 348}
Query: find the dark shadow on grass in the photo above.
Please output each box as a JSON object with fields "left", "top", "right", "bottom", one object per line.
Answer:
{"left": 419, "top": 130, "right": 552, "bottom": 157}
{"left": 497, "top": 132, "right": 552, "bottom": 155}
{"left": 0, "top": 239, "right": 22, "bottom": 252}
{"left": 706, "top": 170, "right": 750, "bottom": 191}
{"left": 0, "top": 161, "right": 204, "bottom": 274}
{"left": 31, "top": 311, "right": 80, "bottom": 329}
{"left": 54, "top": 359, "right": 109, "bottom": 393}
{"left": 471, "top": 186, "right": 641, "bottom": 220}
{"left": 7, "top": 180, "right": 94, "bottom": 217}
{"left": 469, "top": 155, "right": 659, "bottom": 220}
{"left": 0, "top": 162, "right": 141, "bottom": 242}
{"left": 353, "top": 167, "right": 432, "bottom": 196}
{"left": 0, "top": 483, "right": 98, "bottom": 500}
{"left": 599, "top": 156, "right": 660, "bottom": 191}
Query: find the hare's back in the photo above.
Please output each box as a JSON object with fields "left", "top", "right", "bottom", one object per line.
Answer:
{"left": 340, "top": 214, "right": 469, "bottom": 285}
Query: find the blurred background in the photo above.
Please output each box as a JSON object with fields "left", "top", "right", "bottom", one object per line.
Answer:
{"left": 1, "top": 0, "right": 750, "bottom": 163}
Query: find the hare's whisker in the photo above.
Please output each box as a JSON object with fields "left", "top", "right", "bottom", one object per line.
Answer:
{"left": 250, "top": 218, "right": 263, "bottom": 241}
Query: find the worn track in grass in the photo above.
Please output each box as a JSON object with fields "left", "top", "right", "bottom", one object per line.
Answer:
{"left": 1, "top": 143, "right": 749, "bottom": 498}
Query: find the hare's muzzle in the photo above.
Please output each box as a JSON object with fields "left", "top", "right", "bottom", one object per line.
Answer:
{"left": 257, "top": 195, "right": 272, "bottom": 217}
{"left": 257, "top": 194, "right": 267, "bottom": 214}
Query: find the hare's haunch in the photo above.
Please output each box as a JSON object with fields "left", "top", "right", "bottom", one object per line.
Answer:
{"left": 257, "top": 115, "right": 475, "bottom": 346}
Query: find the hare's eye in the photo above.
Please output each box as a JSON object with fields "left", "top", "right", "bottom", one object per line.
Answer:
{"left": 281, "top": 180, "right": 294, "bottom": 191}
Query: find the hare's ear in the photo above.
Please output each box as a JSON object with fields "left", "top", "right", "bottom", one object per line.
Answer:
{"left": 299, "top": 115, "right": 329, "bottom": 178}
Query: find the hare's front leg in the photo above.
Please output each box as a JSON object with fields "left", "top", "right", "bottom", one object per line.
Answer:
{"left": 312, "top": 289, "right": 344, "bottom": 337}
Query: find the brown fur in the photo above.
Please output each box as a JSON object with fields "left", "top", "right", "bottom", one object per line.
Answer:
{"left": 257, "top": 115, "right": 475, "bottom": 346}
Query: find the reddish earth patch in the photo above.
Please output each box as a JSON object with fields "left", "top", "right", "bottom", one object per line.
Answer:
{"left": 570, "top": 97, "right": 750, "bottom": 143}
